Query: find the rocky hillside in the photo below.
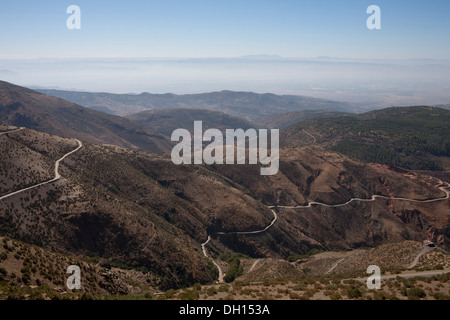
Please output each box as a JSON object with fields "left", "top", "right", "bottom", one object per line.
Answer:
{"left": 282, "top": 106, "right": 450, "bottom": 171}
{"left": 0, "top": 81, "right": 171, "bottom": 154}
{"left": 1, "top": 126, "right": 448, "bottom": 293}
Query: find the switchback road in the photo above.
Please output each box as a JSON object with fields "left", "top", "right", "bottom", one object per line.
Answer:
{"left": 0, "top": 138, "right": 83, "bottom": 201}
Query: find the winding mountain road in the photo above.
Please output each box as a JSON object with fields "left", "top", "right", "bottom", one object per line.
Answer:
{"left": 201, "top": 209, "right": 278, "bottom": 283}
{"left": 2, "top": 126, "right": 448, "bottom": 284}
{"left": 325, "top": 258, "right": 345, "bottom": 274}
{"left": 303, "top": 130, "right": 317, "bottom": 144}
{"left": 0, "top": 127, "right": 25, "bottom": 136}
{"left": 0, "top": 138, "right": 83, "bottom": 201}
{"left": 249, "top": 259, "right": 261, "bottom": 272}
{"left": 408, "top": 246, "right": 437, "bottom": 269}
{"left": 201, "top": 177, "right": 449, "bottom": 283}
{"left": 271, "top": 180, "right": 450, "bottom": 210}
{"left": 201, "top": 235, "right": 225, "bottom": 283}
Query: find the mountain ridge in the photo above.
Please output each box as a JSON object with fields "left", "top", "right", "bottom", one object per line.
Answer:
{"left": 0, "top": 81, "right": 171, "bottom": 154}
{"left": 36, "top": 88, "right": 356, "bottom": 121}
{"left": 127, "top": 108, "right": 256, "bottom": 137}
{"left": 282, "top": 106, "right": 450, "bottom": 171}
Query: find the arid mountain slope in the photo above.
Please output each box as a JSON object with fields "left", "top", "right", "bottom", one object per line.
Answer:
{"left": 0, "top": 81, "right": 171, "bottom": 154}
{"left": 1, "top": 126, "right": 448, "bottom": 292}
{"left": 0, "top": 235, "right": 154, "bottom": 298}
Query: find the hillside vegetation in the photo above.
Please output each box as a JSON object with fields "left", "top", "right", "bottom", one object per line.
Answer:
{"left": 0, "top": 81, "right": 171, "bottom": 154}
{"left": 127, "top": 108, "right": 255, "bottom": 137}
{"left": 0, "top": 235, "right": 157, "bottom": 299}
{"left": 1, "top": 125, "right": 449, "bottom": 293}
{"left": 283, "top": 107, "right": 450, "bottom": 170}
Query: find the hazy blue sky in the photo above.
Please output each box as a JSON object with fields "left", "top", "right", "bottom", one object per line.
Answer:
{"left": 1, "top": 0, "right": 450, "bottom": 59}
{"left": 1, "top": 0, "right": 450, "bottom": 106}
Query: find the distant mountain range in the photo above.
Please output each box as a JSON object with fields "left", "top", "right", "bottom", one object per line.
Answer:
{"left": 0, "top": 81, "right": 171, "bottom": 154}
{"left": 36, "top": 88, "right": 356, "bottom": 122}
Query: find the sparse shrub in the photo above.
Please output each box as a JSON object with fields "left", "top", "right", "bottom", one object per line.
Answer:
{"left": 302, "top": 290, "right": 314, "bottom": 300}
{"left": 293, "top": 284, "right": 304, "bottom": 291}
{"left": 403, "top": 279, "right": 415, "bottom": 288}
{"left": 407, "top": 288, "right": 426, "bottom": 300}
{"left": 289, "top": 292, "right": 301, "bottom": 300}
{"left": 207, "top": 287, "right": 218, "bottom": 295}
{"left": 193, "top": 283, "right": 202, "bottom": 291}
{"left": 177, "top": 290, "right": 199, "bottom": 300}
{"left": 144, "top": 291, "right": 153, "bottom": 300}
{"left": 330, "top": 293, "right": 342, "bottom": 300}
{"left": 233, "top": 281, "right": 248, "bottom": 287}
{"left": 81, "top": 293, "right": 94, "bottom": 300}
{"left": 400, "top": 287, "right": 408, "bottom": 297}
{"left": 0, "top": 251, "right": 7, "bottom": 261}
{"left": 277, "top": 288, "right": 288, "bottom": 294}
{"left": 0, "top": 267, "right": 7, "bottom": 280}
{"left": 346, "top": 286, "right": 363, "bottom": 299}
{"left": 433, "top": 292, "right": 448, "bottom": 300}
{"left": 219, "top": 285, "right": 229, "bottom": 292}
{"left": 241, "top": 288, "right": 253, "bottom": 296}
{"left": 373, "top": 290, "right": 388, "bottom": 300}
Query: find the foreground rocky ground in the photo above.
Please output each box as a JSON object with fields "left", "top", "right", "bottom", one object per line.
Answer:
{"left": 2, "top": 237, "right": 448, "bottom": 300}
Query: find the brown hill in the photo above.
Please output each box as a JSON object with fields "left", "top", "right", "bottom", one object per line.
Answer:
{"left": 0, "top": 81, "right": 171, "bottom": 154}
{"left": 1, "top": 126, "right": 449, "bottom": 290}
{"left": 0, "top": 235, "right": 154, "bottom": 298}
